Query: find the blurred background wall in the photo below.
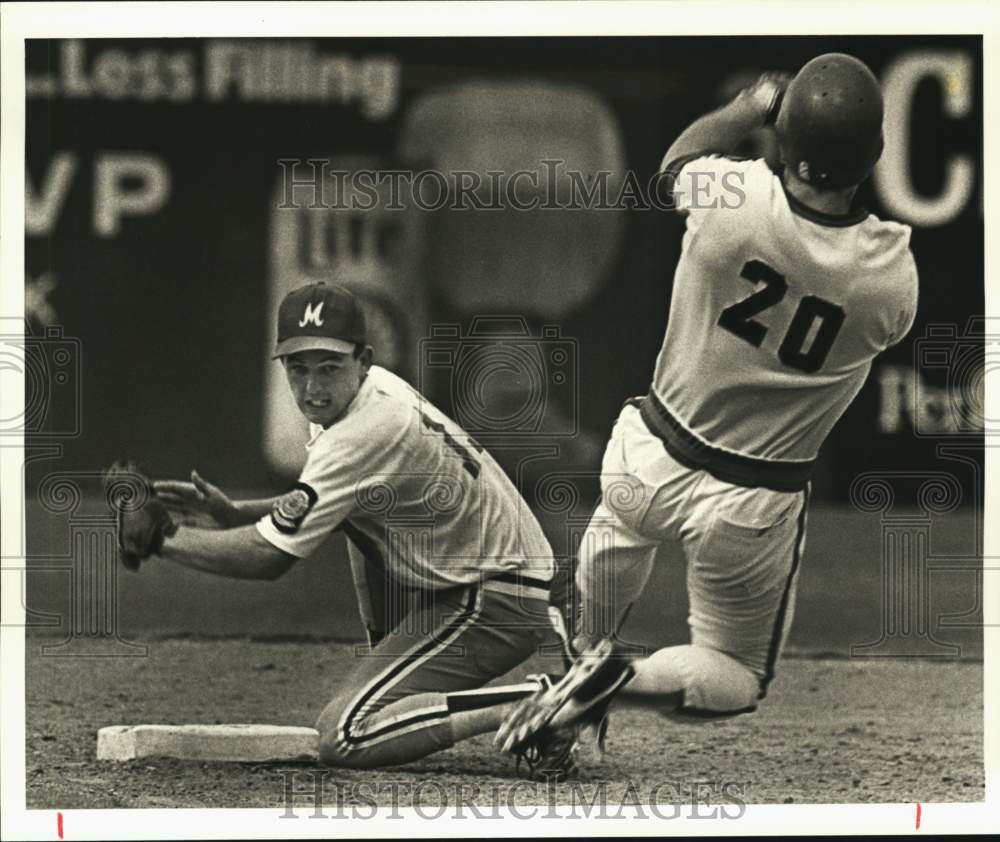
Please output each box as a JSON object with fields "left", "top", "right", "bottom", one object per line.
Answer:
{"left": 19, "top": 36, "right": 984, "bottom": 654}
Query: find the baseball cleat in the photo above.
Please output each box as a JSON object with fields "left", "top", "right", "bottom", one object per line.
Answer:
{"left": 498, "top": 673, "right": 579, "bottom": 781}
{"left": 496, "top": 639, "right": 635, "bottom": 775}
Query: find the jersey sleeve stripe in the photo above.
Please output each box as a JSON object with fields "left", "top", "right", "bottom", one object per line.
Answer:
{"left": 660, "top": 151, "right": 753, "bottom": 215}
{"left": 659, "top": 151, "right": 709, "bottom": 215}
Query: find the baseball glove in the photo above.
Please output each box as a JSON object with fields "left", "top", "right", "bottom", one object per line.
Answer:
{"left": 103, "top": 460, "right": 177, "bottom": 570}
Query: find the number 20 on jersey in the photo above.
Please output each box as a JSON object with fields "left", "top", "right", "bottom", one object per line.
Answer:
{"left": 717, "top": 260, "right": 845, "bottom": 373}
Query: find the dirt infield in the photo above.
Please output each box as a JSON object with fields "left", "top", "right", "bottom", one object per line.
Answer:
{"left": 25, "top": 638, "right": 983, "bottom": 810}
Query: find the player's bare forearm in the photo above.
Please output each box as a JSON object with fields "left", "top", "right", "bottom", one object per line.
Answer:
{"left": 660, "top": 95, "right": 764, "bottom": 173}
{"left": 155, "top": 525, "right": 297, "bottom": 580}
{"left": 230, "top": 498, "right": 283, "bottom": 526}
{"left": 154, "top": 473, "right": 284, "bottom": 530}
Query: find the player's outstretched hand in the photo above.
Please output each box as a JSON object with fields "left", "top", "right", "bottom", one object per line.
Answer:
{"left": 153, "top": 470, "right": 238, "bottom": 530}
{"left": 740, "top": 71, "right": 793, "bottom": 125}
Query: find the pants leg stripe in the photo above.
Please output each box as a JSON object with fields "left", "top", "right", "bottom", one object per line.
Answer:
{"left": 340, "top": 708, "right": 452, "bottom": 750}
{"left": 758, "top": 486, "right": 810, "bottom": 699}
{"left": 336, "top": 586, "right": 483, "bottom": 749}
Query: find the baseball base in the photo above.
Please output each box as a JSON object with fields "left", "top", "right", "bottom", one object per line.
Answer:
{"left": 97, "top": 724, "right": 319, "bottom": 762}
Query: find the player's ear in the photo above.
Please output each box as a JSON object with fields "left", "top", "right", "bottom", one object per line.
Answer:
{"left": 356, "top": 344, "right": 374, "bottom": 373}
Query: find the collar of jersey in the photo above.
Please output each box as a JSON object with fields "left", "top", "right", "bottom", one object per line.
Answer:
{"left": 783, "top": 186, "right": 868, "bottom": 227}
{"left": 306, "top": 423, "right": 325, "bottom": 447}
{"left": 771, "top": 163, "right": 868, "bottom": 228}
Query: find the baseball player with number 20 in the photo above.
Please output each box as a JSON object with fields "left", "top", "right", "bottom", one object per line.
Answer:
{"left": 108, "top": 282, "right": 578, "bottom": 776}
{"left": 498, "top": 54, "right": 919, "bottom": 761}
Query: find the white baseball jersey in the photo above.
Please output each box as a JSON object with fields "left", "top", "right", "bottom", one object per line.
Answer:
{"left": 257, "top": 366, "right": 554, "bottom": 590}
{"left": 655, "top": 154, "right": 919, "bottom": 461}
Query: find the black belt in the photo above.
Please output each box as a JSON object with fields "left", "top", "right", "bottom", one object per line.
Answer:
{"left": 631, "top": 392, "right": 814, "bottom": 493}
{"left": 491, "top": 570, "right": 551, "bottom": 591}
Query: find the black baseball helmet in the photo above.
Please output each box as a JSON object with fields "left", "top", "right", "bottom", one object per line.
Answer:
{"left": 775, "top": 53, "right": 884, "bottom": 190}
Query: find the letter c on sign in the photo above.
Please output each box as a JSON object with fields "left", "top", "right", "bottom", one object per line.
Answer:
{"left": 873, "top": 50, "right": 974, "bottom": 228}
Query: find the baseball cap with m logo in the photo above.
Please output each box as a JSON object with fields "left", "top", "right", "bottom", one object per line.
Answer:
{"left": 273, "top": 282, "right": 368, "bottom": 358}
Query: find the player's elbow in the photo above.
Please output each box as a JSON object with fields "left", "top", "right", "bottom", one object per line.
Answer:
{"left": 259, "top": 551, "right": 297, "bottom": 580}
{"left": 244, "top": 529, "right": 298, "bottom": 580}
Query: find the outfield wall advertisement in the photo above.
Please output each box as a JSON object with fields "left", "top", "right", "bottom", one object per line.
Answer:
{"left": 23, "top": 36, "right": 984, "bottom": 506}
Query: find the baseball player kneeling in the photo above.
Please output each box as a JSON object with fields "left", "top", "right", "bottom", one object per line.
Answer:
{"left": 498, "top": 54, "right": 919, "bottom": 761}
{"left": 107, "top": 282, "right": 575, "bottom": 777}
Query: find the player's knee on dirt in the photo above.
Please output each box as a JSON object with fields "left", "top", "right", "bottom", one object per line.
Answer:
{"left": 632, "top": 644, "right": 761, "bottom": 720}
{"left": 315, "top": 688, "right": 457, "bottom": 770}
{"left": 317, "top": 729, "right": 360, "bottom": 768}
{"left": 315, "top": 700, "right": 364, "bottom": 768}
{"left": 670, "top": 644, "right": 761, "bottom": 718}
{"left": 317, "top": 734, "right": 395, "bottom": 770}
{"left": 314, "top": 695, "right": 382, "bottom": 769}
{"left": 315, "top": 714, "right": 386, "bottom": 770}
